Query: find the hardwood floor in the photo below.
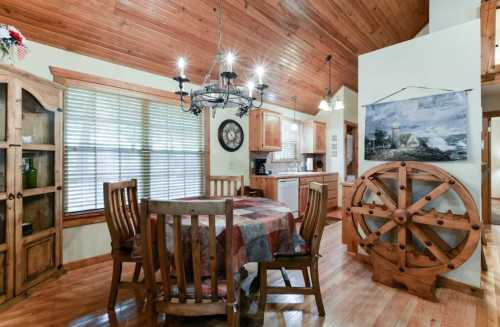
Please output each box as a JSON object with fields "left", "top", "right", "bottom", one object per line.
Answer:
{"left": 0, "top": 222, "right": 499, "bottom": 326}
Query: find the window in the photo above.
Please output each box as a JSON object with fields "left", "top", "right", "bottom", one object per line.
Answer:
{"left": 273, "top": 118, "right": 300, "bottom": 161}
{"left": 64, "top": 87, "right": 205, "bottom": 214}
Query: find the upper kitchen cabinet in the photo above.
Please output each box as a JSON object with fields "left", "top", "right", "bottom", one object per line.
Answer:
{"left": 302, "top": 120, "right": 326, "bottom": 154}
{"left": 249, "top": 109, "right": 281, "bottom": 152}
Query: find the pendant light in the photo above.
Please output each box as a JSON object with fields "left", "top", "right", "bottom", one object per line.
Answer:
{"left": 291, "top": 96, "right": 298, "bottom": 131}
{"left": 319, "top": 54, "right": 344, "bottom": 111}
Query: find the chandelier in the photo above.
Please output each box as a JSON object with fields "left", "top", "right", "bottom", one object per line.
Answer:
{"left": 173, "top": 0, "right": 268, "bottom": 117}
{"left": 318, "top": 54, "right": 344, "bottom": 111}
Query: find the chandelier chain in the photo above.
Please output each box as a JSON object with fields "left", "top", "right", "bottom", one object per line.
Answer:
{"left": 203, "top": 0, "right": 225, "bottom": 86}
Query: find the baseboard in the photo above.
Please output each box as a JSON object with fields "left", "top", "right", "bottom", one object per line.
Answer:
{"left": 436, "top": 276, "right": 484, "bottom": 298}
{"left": 63, "top": 253, "right": 112, "bottom": 271}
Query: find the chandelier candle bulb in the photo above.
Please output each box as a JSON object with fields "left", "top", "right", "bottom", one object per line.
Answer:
{"left": 247, "top": 81, "right": 255, "bottom": 98}
{"left": 177, "top": 57, "right": 186, "bottom": 78}
{"left": 225, "top": 52, "right": 235, "bottom": 72}
{"left": 256, "top": 66, "right": 265, "bottom": 85}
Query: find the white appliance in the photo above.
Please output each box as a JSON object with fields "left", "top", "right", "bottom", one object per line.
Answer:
{"left": 305, "top": 157, "right": 314, "bottom": 171}
{"left": 277, "top": 178, "right": 299, "bottom": 218}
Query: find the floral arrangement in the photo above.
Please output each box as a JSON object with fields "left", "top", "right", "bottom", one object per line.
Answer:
{"left": 0, "top": 24, "right": 28, "bottom": 62}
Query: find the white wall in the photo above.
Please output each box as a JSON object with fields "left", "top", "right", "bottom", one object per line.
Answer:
{"left": 492, "top": 118, "right": 500, "bottom": 198}
{"left": 11, "top": 40, "right": 344, "bottom": 263}
{"left": 359, "top": 20, "right": 482, "bottom": 287}
{"left": 429, "top": 0, "right": 480, "bottom": 32}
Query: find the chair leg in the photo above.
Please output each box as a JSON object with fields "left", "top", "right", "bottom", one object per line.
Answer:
{"left": 280, "top": 267, "right": 292, "bottom": 287}
{"left": 258, "top": 263, "right": 268, "bottom": 312}
{"left": 310, "top": 261, "right": 325, "bottom": 316}
{"left": 133, "top": 262, "right": 142, "bottom": 282}
{"left": 108, "top": 259, "right": 122, "bottom": 310}
{"left": 302, "top": 266, "right": 311, "bottom": 287}
{"left": 227, "top": 304, "right": 238, "bottom": 327}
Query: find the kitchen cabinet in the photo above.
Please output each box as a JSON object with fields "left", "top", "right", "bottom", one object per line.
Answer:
{"left": 302, "top": 120, "right": 326, "bottom": 154}
{"left": 0, "top": 65, "right": 63, "bottom": 304}
{"left": 251, "top": 172, "right": 338, "bottom": 218}
{"left": 249, "top": 109, "right": 281, "bottom": 152}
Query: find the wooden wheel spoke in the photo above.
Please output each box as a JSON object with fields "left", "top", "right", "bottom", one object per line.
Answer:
{"left": 397, "top": 226, "right": 406, "bottom": 268}
{"left": 408, "top": 223, "right": 450, "bottom": 264}
{"left": 350, "top": 204, "right": 392, "bottom": 219}
{"left": 364, "top": 220, "right": 397, "bottom": 244}
{"left": 365, "top": 178, "right": 397, "bottom": 211}
{"left": 398, "top": 166, "right": 408, "bottom": 209}
{"left": 412, "top": 211, "right": 472, "bottom": 231}
{"left": 407, "top": 182, "right": 451, "bottom": 215}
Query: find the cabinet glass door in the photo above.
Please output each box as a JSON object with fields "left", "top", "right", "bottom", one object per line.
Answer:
{"left": 0, "top": 83, "right": 6, "bottom": 143}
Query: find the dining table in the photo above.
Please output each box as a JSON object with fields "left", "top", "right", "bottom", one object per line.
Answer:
{"left": 133, "top": 196, "right": 307, "bottom": 279}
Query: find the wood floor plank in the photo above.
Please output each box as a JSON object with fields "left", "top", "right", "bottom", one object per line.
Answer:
{"left": 0, "top": 222, "right": 498, "bottom": 326}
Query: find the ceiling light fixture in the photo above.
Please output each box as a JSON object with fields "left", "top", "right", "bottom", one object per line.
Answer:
{"left": 172, "top": 0, "right": 268, "bottom": 117}
{"left": 319, "top": 54, "right": 344, "bottom": 111}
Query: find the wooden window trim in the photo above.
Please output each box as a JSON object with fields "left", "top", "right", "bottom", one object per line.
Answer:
{"left": 51, "top": 67, "right": 210, "bottom": 227}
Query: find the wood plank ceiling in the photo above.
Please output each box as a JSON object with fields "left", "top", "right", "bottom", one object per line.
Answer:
{"left": 0, "top": 0, "right": 428, "bottom": 114}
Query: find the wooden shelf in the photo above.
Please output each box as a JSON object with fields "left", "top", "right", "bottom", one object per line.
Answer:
{"left": 23, "top": 186, "right": 56, "bottom": 198}
{"left": 22, "top": 227, "right": 55, "bottom": 244}
{"left": 22, "top": 144, "right": 56, "bottom": 152}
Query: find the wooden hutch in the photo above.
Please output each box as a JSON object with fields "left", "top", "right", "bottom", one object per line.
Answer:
{"left": 0, "top": 65, "right": 64, "bottom": 304}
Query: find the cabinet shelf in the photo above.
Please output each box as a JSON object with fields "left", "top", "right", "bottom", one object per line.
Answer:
{"left": 23, "top": 186, "right": 56, "bottom": 197}
{"left": 22, "top": 144, "right": 56, "bottom": 152}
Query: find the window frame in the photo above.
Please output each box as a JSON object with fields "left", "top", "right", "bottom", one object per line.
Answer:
{"left": 272, "top": 117, "right": 301, "bottom": 163}
{"left": 50, "top": 67, "right": 210, "bottom": 227}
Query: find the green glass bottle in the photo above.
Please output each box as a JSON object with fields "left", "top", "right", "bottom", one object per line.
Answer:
{"left": 23, "top": 157, "right": 37, "bottom": 189}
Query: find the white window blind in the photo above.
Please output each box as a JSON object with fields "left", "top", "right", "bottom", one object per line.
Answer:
{"left": 64, "top": 87, "right": 205, "bottom": 214}
{"left": 274, "top": 118, "right": 299, "bottom": 161}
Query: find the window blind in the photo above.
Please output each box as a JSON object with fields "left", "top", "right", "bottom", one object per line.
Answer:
{"left": 274, "top": 118, "right": 299, "bottom": 161}
{"left": 64, "top": 87, "right": 205, "bottom": 214}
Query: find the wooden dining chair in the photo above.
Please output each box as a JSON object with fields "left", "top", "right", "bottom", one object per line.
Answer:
{"left": 207, "top": 175, "right": 245, "bottom": 197}
{"left": 140, "top": 198, "right": 241, "bottom": 326}
{"left": 103, "top": 179, "right": 143, "bottom": 310}
{"left": 258, "top": 182, "right": 328, "bottom": 316}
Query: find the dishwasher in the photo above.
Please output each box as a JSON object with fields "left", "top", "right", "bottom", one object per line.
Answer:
{"left": 277, "top": 178, "right": 299, "bottom": 218}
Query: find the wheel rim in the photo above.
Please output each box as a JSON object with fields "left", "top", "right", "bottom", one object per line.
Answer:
{"left": 347, "top": 161, "right": 481, "bottom": 276}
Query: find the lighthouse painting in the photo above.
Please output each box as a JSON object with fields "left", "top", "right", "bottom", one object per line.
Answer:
{"left": 364, "top": 91, "right": 468, "bottom": 161}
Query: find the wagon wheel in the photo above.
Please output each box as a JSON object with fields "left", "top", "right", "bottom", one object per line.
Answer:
{"left": 347, "top": 161, "right": 481, "bottom": 276}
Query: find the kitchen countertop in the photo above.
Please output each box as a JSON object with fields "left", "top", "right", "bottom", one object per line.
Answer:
{"left": 251, "top": 171, "right": 338, "bottom": 179}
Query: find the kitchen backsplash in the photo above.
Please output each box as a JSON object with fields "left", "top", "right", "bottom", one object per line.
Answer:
{"left": 250, "top": 152, "right": 325, "bottom": 174}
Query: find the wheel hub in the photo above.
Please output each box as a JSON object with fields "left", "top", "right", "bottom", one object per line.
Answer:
{"left": 393, "top": 208, "right": 410, "bottom": 225}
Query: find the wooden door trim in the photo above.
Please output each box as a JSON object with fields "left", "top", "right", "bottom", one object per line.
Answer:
{"left": 344, "top": 121, "right": 358, "bottom": 180}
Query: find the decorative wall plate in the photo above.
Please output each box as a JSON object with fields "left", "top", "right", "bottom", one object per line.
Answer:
{"left": 218, "top": 119, "right": 244, "bottom": 152}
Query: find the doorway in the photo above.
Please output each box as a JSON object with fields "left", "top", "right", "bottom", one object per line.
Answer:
{"left": 491, "top": 117, "right": 500, "bottom": 224}
{"left": 344, "top": 121, "right": 358, "bottom": 182}
{"left": 483, "top": 111, "right": 500, "bottom": 225}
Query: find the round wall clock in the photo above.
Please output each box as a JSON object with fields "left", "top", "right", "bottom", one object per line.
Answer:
{"left": 218, "top": 119, "right": 244, "bottom": 152}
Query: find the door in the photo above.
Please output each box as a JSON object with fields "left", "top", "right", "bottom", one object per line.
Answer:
{"left": 0, "top": 78, "right": 15, "bottom": 303}
{"left": 14, "top": 85, "right": 62, "bottom": 294}
{"left": 314, "top": 122, "right": 326, "bottom": 153}
{"left": 262, "top": 111, "right": 281, "bottom": 151}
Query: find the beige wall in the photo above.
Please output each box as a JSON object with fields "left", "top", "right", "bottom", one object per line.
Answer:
{"left": 359, "top": 20, "right": 482, "bottom": 287}
{"left": 12, "top": 40, "right": 352, "bottom": 264}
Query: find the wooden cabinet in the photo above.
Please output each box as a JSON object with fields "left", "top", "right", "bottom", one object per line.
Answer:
{"left": 302, "top": 120, "right": 326, "bottom": 154}
{"left": 0, "top": 65, "right": 63, "bottom": 303}
{"left": 249, "top": 109, "right": 281, "bottom": 152}
{"left": 298, "top": 174, "right": 337, "bottom": 215}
